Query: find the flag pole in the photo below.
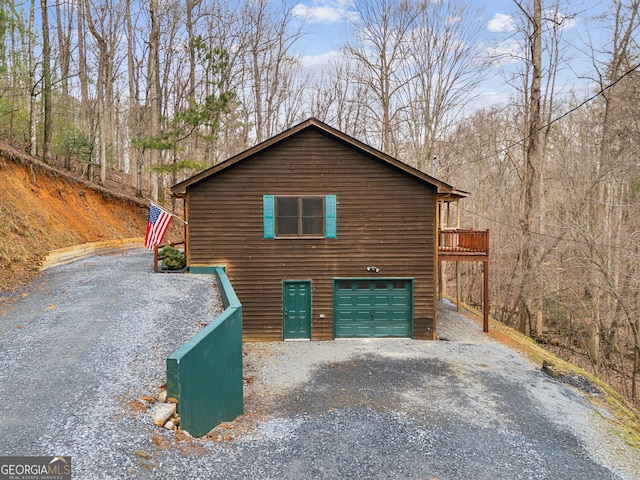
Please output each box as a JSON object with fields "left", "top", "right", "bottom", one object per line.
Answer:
{"left": 150, "top": 201, "right": 187, "bottom": 225}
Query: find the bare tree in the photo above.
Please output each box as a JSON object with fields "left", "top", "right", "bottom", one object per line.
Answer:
{"left": 147, "top": 0, "right": 161, "bottom": 200}
{"left": 125, "top": 0, "right": 144, "bottom": 196}
{"left": 343, "top": 0, "right": 423, "bottom": 155}
{"left": 238, "top": 0, "right": 306, "bottom": 143}
{"left": 39, "top": 0, "right": 52, "bottom": 163}
{"left": 307, "top": 57, "right": 370, "bottom": 137}
{"left": 83, "top": 0, "right": 122, "bottom": 185}
{"left": 582, "top": 0, "right": 640, "bottom": 389}
{"left": 401, "top": 0, "right": 485, "bottom": 173}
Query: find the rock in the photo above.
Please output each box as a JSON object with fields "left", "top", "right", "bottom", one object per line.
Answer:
{"left": 151, "top": 402, "right": 176, "bottom": 427}
{"left": 167, "top": 397, "right": 178, "bottom": 404}
{"left": 164, "top": 420, "right": 175, "bottom": 430}
{"left": 542, "top": 360, "right": 560, "bottom": 378}
{"left": 135, "top": 450, "right": 151, "bottom": 459}
{"left": 158, "top": 390, "right": 167, "bottom": 403}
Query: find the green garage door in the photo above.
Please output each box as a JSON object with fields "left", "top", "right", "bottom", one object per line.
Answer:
{"left": 333, "top": 279, "right": 413, "bottom": 338}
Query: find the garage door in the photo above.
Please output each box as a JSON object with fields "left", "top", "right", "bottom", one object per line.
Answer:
{"left": 333, "top": 279, "right": 413, "bottom": 338}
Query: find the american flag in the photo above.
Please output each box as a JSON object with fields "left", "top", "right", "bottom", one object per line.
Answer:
{"left": 144, "top": 202, "right": 173, "bottom": 250}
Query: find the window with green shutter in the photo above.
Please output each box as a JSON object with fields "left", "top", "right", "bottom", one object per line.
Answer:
{"left": 263, "top": 195, "right": 337, "bottom": 239}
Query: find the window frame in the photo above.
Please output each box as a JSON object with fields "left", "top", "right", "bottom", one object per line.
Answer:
{"left": 275, "top": 195, "right": 326, "bottom": 238}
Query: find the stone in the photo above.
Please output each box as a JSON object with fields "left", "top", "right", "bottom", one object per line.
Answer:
{"left": 151, "top": 402, "right": 176, "bottom": 427}
{"left": 164, "top": 420, "right": 175, "bottom": 430}
{"left": 542, "top": 360, "right": 560, "bottom": 378}
{"left": 135, "top": 450, "right": 151, "bottom": 459}
{"left": 158, "top": 390, "right": 167, "bottom": 403}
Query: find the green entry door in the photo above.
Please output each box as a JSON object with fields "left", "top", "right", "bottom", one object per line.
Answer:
{"left": 333, "top": 279, "right": 413, "bottom": 338}
{"left": 283, "top": 280, "right": 312, "bottom": 340}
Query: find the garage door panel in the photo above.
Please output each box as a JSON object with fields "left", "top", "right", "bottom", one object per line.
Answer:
{"left": 334, "top": 279, "right": 413, "bottom": 338}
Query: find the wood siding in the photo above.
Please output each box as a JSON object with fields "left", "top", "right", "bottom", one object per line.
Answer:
{"left": 185, "top": 128, "right": 438, "bottom": 341}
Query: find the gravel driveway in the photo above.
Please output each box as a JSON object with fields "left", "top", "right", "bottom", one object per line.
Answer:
{"left": 1, "top": 249, "right": 638, "bottom": 479}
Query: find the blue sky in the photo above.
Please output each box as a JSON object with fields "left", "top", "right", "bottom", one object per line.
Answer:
{"left": 291, "top": 0, "right": 517, "bottom": 55}
{"left": 289, "top": 0, "right": 612, "bottom": 107}
{"left": 290, "top": 0, "right": 607, "bottom": 57}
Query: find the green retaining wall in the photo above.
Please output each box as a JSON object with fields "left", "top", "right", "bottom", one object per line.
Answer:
{"left": 166, "top": 266, "right": 243, "bottom": 437}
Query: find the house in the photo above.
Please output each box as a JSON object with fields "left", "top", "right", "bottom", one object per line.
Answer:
{"left": 170, "top": 118, "right": 484, "bottom": 341}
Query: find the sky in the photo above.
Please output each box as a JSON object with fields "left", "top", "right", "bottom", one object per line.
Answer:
{"left": 292, "top": 0, "right": 520, "bottom": 56}
{"left": 287, "top": 0, "right": 613, "bottom": 108}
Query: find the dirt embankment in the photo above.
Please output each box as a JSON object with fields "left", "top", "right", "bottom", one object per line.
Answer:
{"left": 0, "top": 146, "right": 150, "bottom": 291}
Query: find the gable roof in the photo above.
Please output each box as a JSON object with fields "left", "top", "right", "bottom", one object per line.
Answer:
{"left": 170, "top": 117, "right": 468, "bottom": 199}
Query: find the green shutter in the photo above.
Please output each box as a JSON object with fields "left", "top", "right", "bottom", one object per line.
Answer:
{"left": 325, "top": 195, "right": 337, "bottom": 238}
{"left": 263, "top": 195, "right": 275, "bottom": 238}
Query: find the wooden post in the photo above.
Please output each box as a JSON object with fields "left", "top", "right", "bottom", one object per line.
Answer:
{"left": 456, "top": 261, "right": 461, "bottom": 312}
{"left": 154, "top": 244, "right": 159, "bottom": 272}
{"left": 183, "top": 197, "right": 188, "bottom": 265}
{"left": 436, "top": 202, "right": 442, "bottom": 299}
{"left": 483, "top": 229, "right": 490, "bottom": 332}
{"left": 483, "top": 259, "right": 489, "bottom": 332}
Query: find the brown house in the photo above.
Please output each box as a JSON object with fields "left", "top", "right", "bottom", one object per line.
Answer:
{"left": 170, "top": 118, "right": 476, "bottom": 341}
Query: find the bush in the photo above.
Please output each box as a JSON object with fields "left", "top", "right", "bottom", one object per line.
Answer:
{"left": 160, "top": 246, "right": 186, "bottom": 270}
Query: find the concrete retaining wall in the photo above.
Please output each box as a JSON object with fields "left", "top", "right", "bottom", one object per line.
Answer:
{"left": 166, "top": 266, "right": 243, "bottom": 437}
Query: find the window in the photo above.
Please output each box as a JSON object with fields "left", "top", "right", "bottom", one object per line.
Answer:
{"left": 276, "top": 196, "right": 324, "bottom": 237}
{"left": 264, "top": 195, "right": 336, "bottom": 239}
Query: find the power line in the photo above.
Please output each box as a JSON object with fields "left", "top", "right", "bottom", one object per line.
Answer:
{"left": 458, "top": 204, "right": 640, "bottom": 254}
{"left": 456, "top": 61, "right": 640, "bottom": 167}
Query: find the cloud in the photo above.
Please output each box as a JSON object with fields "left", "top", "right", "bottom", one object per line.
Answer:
{"left": 482, "top": 39, "right": 523, "bottom": 67}
{"left": 544, "top": 9, "right": 577, "bottom": 30}
{"left": 292, "top": 1, "right": 353, "bottom": 24}
{"left": 488, "top": 13, "right": 516, "bottom": 33}
{"left": 487, "top": 10, "right": 576, "bottom": 34}
{"left": 299, "top": 50, "right": 340, "bottom": 67}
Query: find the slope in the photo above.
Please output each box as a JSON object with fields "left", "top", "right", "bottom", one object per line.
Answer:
{"left": 0, "top": 144, "right": 149, "bottom": 292}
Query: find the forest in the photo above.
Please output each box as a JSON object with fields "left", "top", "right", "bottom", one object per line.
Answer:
{"left": 0, "top": 0, "right": 639, "bottom": 404}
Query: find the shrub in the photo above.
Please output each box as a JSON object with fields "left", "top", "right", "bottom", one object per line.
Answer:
{"left": 160, "top": 246, "right": 186, "bottom": 270}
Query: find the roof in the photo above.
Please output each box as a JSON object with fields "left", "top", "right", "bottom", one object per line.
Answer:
{"left": 170, "top": 117, "right": 468, "bottom": 199}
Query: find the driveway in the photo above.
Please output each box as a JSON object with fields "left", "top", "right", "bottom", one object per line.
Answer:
{"left": 0, "top": 250, "right": 638, "bottom": 479}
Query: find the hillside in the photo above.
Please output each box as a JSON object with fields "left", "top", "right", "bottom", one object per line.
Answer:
{"left": 0, "top": 144, "right": 150, "bottom": 292}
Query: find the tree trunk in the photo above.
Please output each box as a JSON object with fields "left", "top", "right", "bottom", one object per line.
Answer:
{"left": 83, "top": 0, "right": 109, "bottom": 185}
{"left": 148, "top": 0, "right": 161, "bottom": 200}
{"left": 40, "top": 0, "right": 52, "bottom": 164}
{"left": 125, "top": 0, "right": 141, "bottom": 196}
{"left": 27, "top": 0, "right": 36, "bottom": 156}
{"left": 516, "top": 0, "right": 543, "bottom": 336}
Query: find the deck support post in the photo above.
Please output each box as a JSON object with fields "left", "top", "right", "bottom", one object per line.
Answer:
{"left": 483, "top": 258, "right": 489, "bottom": 333}
{"left": 456, "top": 261, "right": 461, "bottom": 313}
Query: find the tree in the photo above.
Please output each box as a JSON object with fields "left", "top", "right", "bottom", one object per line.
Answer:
{"left": 582, "top": 0, "right": 640, "bottom": 390}
{"left": 135, "top": 40, "right": 235, "bottom": 179}
{"left": 125, "top": 0, "right": 143, "bottom": 196}
{"left": 147, "top": 0, "right": 161, "bottom": 200}
{"left": 401, "top": 0, "right": 485, "bottom": 172}
{"left": 27, "top": 0, "right": 36, "bottom": 156}
{"left": 238, "top": 0, "right": 306, "bottom": 143}
{"left": 343, "top": 0, "right": 423, "bottom": 155}
{"left": 83, "top": 0, "right": 122, "bottom": 186}
{"left": 514, "top": 0, "right": 543, "bottom": 337}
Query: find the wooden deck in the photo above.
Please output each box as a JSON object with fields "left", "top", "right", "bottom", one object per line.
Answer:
{"left": 438, "top": 229, "right": 489, "bottom": 261}
{"left": 438, "top": 229, "right": 490, "bottom": 333}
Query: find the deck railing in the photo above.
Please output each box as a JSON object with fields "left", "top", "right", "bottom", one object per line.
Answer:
{"left": 438, "top": 229, "right": 489, "bottom": 255}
